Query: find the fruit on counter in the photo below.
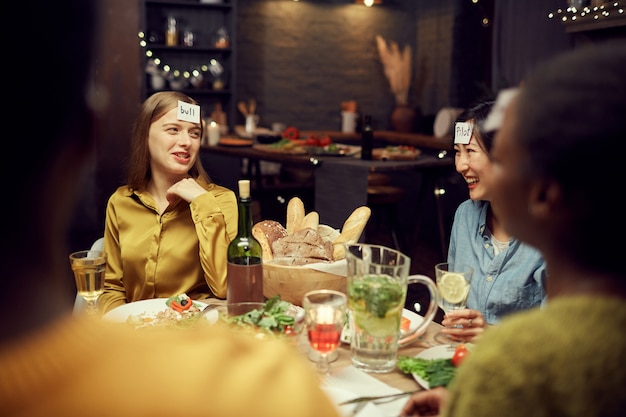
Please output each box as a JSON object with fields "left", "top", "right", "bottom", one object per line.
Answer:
{"left": 282, "top": 126, "right": 300, "bottom": 140}
{"left": 319, "top": 134, "right": 332, "bottom": 147}
{"left": 304, "top": 133, "right": 332, "bottom": 147}
{"left": 305, "top": 134, "right": 320, "bottom": 146}
{"left": 251, "top": 197, "right": 370, "bottom": 265}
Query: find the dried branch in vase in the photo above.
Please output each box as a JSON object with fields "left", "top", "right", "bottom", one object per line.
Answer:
{"left": 376, "top": 35, "right": 412, "bottom": 106}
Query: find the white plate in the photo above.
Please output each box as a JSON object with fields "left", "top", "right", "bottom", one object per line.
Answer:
{"left": 322, "top": 387, "right": 384, "bottom": 417}
{"left": 341, "top": 308, "right": 424, "bottom": 344}
{"left": 411, "top": 344, "right": 456, "bottom": 389}
{"left": 102, "top": 298, "right": 213, "bottom": 323}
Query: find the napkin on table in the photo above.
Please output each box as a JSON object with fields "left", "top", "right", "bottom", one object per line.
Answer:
{"left": 322, "top": 365, "right": 407, "bottom": 417}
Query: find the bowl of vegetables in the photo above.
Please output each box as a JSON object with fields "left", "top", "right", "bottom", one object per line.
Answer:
{"left": 211, "top": 296, "right": 305, "bottom": 339}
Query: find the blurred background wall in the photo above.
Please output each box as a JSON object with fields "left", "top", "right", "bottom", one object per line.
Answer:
{"left": 71, "top": 0, "right": 577, "bottom": 254}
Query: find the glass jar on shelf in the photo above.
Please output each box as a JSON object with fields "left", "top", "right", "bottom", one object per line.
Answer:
{"left": 165, "top": 15, "right": 178, "bottom": 46}
{"left": 213, "top": 26, "right": 230, "bottom": 48}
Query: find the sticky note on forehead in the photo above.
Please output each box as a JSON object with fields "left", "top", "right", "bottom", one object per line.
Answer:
{"left": 454, "top": 122, "right": 473, "bottom": 144}
{"left": 177, "top": 100, "right": 200, "bottom": 123}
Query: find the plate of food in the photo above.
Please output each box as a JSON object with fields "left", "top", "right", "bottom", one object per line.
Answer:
{"left": 397, "top": 344, "right": 460, "bottom": 389}
{"left": 102, "top": 296, "right": 211, "bottom": 329}
{"left": 252, "top": 141, "right": 307, "bottom": 154}
{"left": 373, "top": 145, "right": 421, "bottom": 161}
{"left": 306, "top": 144, "right": 361, "bottom": 157}
{"left": 341, "top": 308, "right": 424, "bottom": 344}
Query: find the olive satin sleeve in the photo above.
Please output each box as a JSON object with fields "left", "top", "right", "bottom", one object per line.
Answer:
{"left": 190, "top": 185, "right": 238, "bottom": 298}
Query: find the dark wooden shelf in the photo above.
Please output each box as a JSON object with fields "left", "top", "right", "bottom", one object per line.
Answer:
{"left": 563, "top": 13, "right": 626, "bottom": 33}
{"left": 142, "top": 0, "right": 237, "bottom": 130}
{"left": 145, "top": 0, "right": 232, "bottom": 9}
{"left": 147, "top": 88, "right": 231, "bottom": 95}
{"left": 146, "top": 44, "right": 231, "bottom": 53}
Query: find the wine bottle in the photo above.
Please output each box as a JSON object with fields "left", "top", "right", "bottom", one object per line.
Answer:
{"left": 226, "top": 179, "right": 264, "bottom": 304}
{"left": 361, "top": 115, "right": 373, "bottom": 160}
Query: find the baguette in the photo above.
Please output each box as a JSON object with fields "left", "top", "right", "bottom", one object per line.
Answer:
{"left": 298, "top": 211, "right": 319, "bottom": 232}
{"left": 332, "top": 206, "right": 371, "bottom": 260}
{"left": 286, "top": 197, "right": 305, "bottom": 234}
{"left": 317, "top": 224, "right": 340, "bottom": 243}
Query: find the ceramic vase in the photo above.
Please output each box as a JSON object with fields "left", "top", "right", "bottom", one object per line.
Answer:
{"left": 390, "top": 105, "right": 416, "bottom": 133}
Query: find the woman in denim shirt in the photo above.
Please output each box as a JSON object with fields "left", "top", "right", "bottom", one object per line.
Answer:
{"left": 443, "top": 101, "right": 546, "bottom": 343}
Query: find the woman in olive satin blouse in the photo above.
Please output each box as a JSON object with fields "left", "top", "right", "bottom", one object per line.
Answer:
{"left": 99, "top": 91, "right": 238, "bottom": 312}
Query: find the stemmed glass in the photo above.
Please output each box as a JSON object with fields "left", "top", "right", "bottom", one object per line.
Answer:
{"left": 303, "top": 290, "right": 347, "bottom": 375}
{"left": 434, "top": 262, "right": 474, "bottom": 345}
{"left": 69, "top": 250, "right": 107, "bottom": 316}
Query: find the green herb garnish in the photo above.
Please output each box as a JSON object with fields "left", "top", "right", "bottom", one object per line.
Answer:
{"left": 226, "top": 295, "right": 296, "bottom": 333}
{"left": 397, "top": 356, "right": 456, "bottom": 387}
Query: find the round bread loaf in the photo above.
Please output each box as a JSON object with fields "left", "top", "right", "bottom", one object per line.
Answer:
{"left": 252, "top": 220, "right": 288, "bottom": 261}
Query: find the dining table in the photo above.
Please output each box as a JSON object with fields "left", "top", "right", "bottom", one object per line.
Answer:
{"left": 196, "top": 296, "right": 444, "bottom": 395}
{"left": 103, "top": 295, "right": 447, "bottom": 417}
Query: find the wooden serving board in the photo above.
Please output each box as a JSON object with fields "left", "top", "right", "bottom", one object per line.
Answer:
{"left": 373, "top": 146, "right": 422, "bottom": 161}
{"left": 252, "top": 144, "right": 307, "bottom": 154}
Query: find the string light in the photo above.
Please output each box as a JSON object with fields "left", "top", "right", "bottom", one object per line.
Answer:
{"left": 138, "top": 31, "right": 225, "bottom": 89}
{"left": 548, "top": 1, "right": 624, "bottom": 24}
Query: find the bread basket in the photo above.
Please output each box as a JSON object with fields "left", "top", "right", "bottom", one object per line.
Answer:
{"left": 262, "top": 262, "right": 346, "bottom": 307}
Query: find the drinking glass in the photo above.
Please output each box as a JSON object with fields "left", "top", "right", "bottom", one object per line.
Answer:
{"left": 303, "top": 290, "right": 347, "bottom": 375}
{"left": 69, "top": 250, "right": 107, "bottom": 316}
{"left": 434, "top": 262, "right": 474, "bottom": 344}
{"left": 345, "top": 244, "right": 439, "bottom": 373}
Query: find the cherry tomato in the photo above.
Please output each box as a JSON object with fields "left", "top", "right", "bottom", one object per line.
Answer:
{"left": 283, "top": 126, "right": 300, "bottom": 140}
{"left": 319, "top": 135, "right": 332, "bottom": 147}
{"left": 305, "top": 135, "right": 320, "bottom": 146}
{"left": 451, "top": 344, "right": 469, "bottom": 367}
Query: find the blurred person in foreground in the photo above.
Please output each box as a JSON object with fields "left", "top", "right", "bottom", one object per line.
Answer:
{"left": 0, "top": 2, "right": 339, "bottom": 416}
{"left": 99, "top": 91, "right": 237, "bottom": 313}
{"left": 401, "top": 41, "right": 626, "bottom": 417}
{"left": 443, "top": 101, "right": 545, "bottom": 343}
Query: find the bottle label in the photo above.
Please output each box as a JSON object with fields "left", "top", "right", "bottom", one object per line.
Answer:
{"left": 226, "top": 262, "right": 264, "bottom": 304}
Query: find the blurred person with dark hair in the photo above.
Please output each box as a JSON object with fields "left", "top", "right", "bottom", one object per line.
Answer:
{"left": 0, "top": 2, "right": 340, "bottom": 416}
{"left": 401, "top": 41, "right": 626, "bottom": 417}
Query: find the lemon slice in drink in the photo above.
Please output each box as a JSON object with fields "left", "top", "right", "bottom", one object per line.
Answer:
{"left": 355, "top": 304, "right": 403, "bottom": 338}
{"left": 438, "top": 272, "right": 470, "bottom": 304}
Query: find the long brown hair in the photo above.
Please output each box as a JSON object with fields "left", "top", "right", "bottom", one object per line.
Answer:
{"left": 127, "top": 91, "right": 210, "bottom": 190}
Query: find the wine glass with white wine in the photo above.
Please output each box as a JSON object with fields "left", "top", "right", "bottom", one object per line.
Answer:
{"left": 434, "top": 262, "right": 474, "bottom": 345}
{"left": 69, "top": 250, "right": 107, "bottom": 316}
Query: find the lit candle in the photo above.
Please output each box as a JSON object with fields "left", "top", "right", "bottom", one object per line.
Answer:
{"left": 208, "top": 121, "right": 220, "bottom": 146}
